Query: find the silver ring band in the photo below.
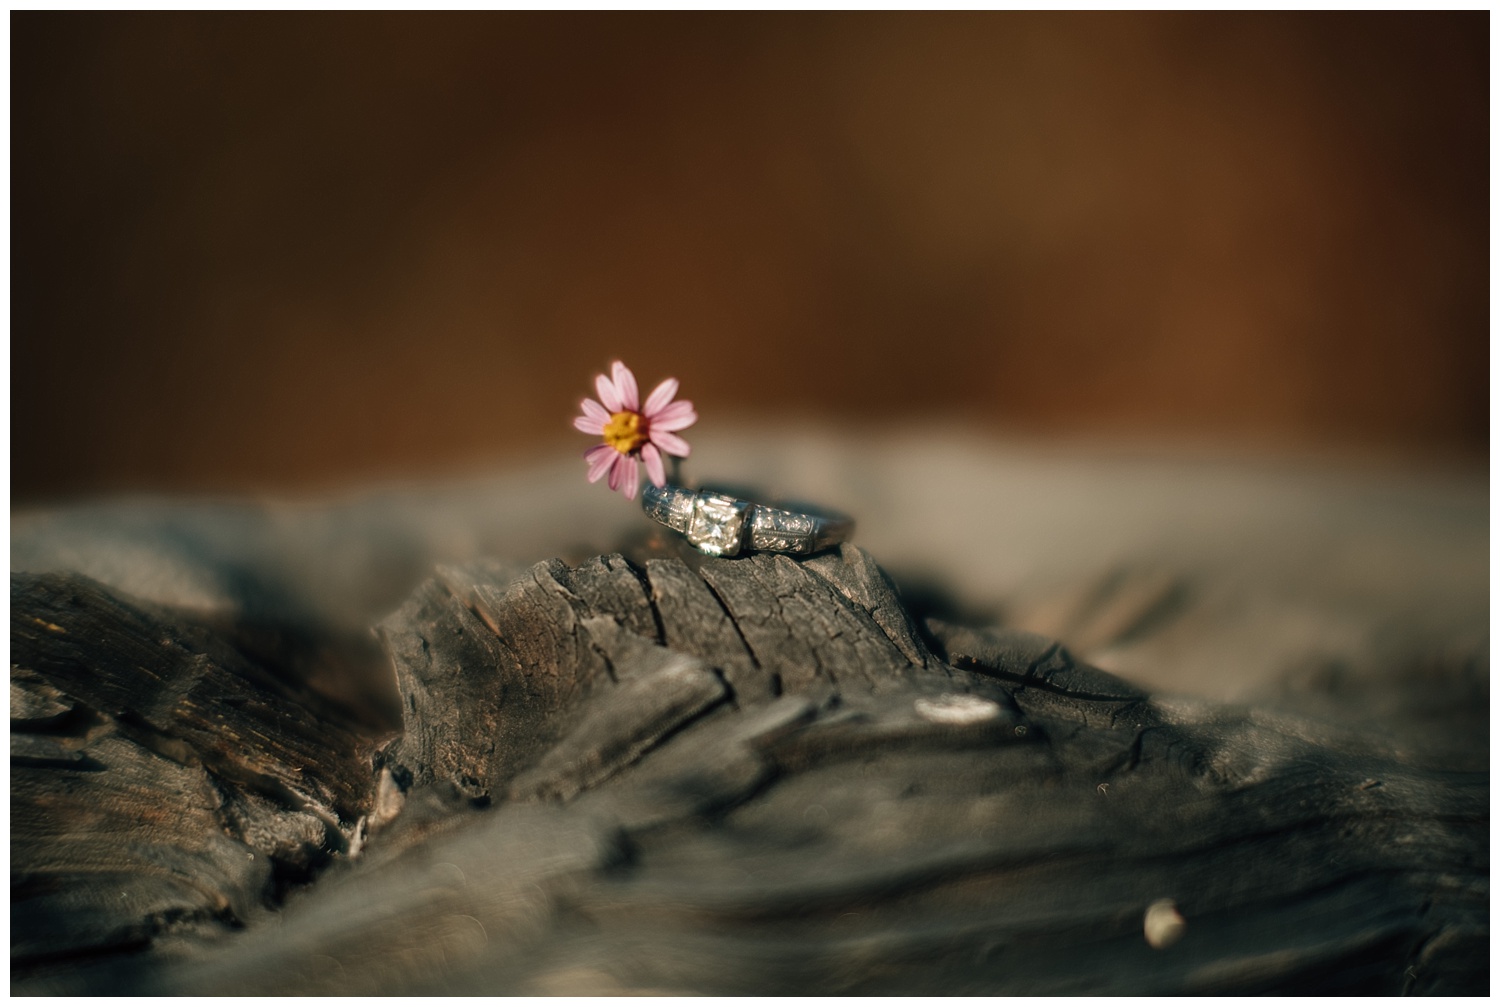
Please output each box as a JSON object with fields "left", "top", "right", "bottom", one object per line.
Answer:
{"left": 641, "top": 483, "right": 854, "bottom": 558}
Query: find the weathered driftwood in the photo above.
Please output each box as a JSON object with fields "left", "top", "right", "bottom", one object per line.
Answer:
{"left": 10, "top": 541, "right": 1487, "bottom": 995}
{"left": 11, "top": 571, "right": 385, "bottom": 968}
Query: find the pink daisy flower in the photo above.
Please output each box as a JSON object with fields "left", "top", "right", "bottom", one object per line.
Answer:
{"left": 574, "top": 361, "right": 696, "bottom": 499}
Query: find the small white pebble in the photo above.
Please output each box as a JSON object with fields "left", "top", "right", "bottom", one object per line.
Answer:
{"left": 914, "top": 694, "right": 1001, "bottom": 725}
{"left": 1144, "top": 898, "right": 1186, "bottom": 949}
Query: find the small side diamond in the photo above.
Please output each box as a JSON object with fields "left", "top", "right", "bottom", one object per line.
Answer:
{"left": 668, "top": 493, "right": 694, "bottom": 530}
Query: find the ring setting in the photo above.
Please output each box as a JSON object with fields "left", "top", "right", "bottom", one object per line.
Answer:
{"left": 642, "top": 484, "right": 853, "bottom": 558}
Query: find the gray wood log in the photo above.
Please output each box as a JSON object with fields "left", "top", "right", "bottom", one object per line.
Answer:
{"left": 11, "top": 571, "right": 387, "bottom": 973}
{"left": 10, "top": 543, "right": 1486, "bottom": 995}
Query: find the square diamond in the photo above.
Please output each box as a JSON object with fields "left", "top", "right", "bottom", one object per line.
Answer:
{"left": 687, "top": 494, "right": 750, "bottom": 557}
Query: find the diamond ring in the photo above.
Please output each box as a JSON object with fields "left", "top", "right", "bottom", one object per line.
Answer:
{"left": 641, "top": 484, "right": 854, "bottom": 558}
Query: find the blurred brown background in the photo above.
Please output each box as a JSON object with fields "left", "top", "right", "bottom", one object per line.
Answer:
{"left": 12, "top": 12, "right": 1488, "bottom": 504}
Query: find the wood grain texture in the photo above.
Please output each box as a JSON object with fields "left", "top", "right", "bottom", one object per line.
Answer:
{"left": 10, "top": 536, "right": 1486, "bottom": 995}
{"left": 11, "top": 571, "right": 385, "bottom": 974}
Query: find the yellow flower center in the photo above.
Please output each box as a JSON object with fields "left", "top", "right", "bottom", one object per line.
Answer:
{"left": 602, "top": 410, "right": 647, "bottom": 455}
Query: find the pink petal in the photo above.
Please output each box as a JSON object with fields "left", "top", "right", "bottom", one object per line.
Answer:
{"left": 652, "top": 429, "right": 691, "bottom": 458}
{"left": 643, "top": 378, "right": 679, "bottom": 417}
{"left": 581, "top": 398, "right": 611, "bottom": 424}
{"left": 574, "top": 414, "right": 605, "bottom": 435}
{"left": 596, "top": 373, "right": 622, "bottom": 412}
{"left": 642, "top": 442, "right": 666, "bottom": 487}
{"left": 611, "top": 361, "right": 639, "bottom": 412}
{"left": 607, "top": 452, "right": 626, "bottom": 491}
{"left": 648, "top": 400, "right": 696, "bottom": 432}
{"left": 585, "top": 444, "right": 616, "bottom": 482}
{"left": 621, "top": 455, "right": 641, "bottom": 499}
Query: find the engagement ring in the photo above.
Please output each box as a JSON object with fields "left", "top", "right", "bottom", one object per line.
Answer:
{"left": 642, "top": 484, "right": 854, "bottom": 558}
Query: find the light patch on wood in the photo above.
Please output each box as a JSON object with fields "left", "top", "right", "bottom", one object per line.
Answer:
{"left": 1144, "top": 898, "right": 1186, "bottom": 950}
{"left": 913, "top": 693, "right": 1000, "bottom": 725}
